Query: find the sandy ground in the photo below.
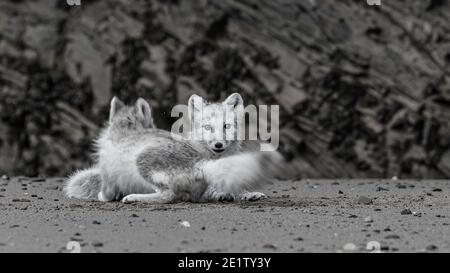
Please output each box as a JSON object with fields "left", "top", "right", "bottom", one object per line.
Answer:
{"left": 0, "top": 177, "right": 449, "bottom": 253}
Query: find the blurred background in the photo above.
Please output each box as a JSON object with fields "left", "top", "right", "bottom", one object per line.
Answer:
{"left": 1, "top": 0, "right": 450, "bottom": 179}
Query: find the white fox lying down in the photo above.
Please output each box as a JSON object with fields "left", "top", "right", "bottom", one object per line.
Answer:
{"left": 64, "top": 95, "right": 284, "bottom": 203}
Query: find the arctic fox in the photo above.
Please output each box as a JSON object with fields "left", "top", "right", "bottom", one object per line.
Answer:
{"left": 64, "top": 98, "right": 156, "bottom": 200}
{"left": 64, "top": 96, "right": 283, "bottom": 203}
{"left": 187, "top": 93, "right": 244, "bottom": 156}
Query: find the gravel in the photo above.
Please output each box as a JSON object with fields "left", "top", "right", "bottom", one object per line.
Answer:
{"left": 356, "top": 196, "right": 373, "bottom": 205}
{"left": 0, "top": 178, "right": 449, "bottom": 252}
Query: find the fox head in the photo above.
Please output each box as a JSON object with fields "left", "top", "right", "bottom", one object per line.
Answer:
{"left": 188, "top": 93, "right": 244, "bottom": 155}
{"left": 108, "top": 97, "right": 155, "bottom": 133}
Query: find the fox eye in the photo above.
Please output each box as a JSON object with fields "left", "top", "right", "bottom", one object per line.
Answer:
{"left": 203, "top": 125, "right": 212, "bottom": 131}
{"left": 224, "top": 123, "right": 232, "bottom": 129}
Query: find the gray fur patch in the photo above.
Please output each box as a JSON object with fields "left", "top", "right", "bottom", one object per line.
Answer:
{"left": 136, "top": 135, "right": 203, "bottom": 187}
{"left": 108, "top": 104, "right": 156, "bottom": 140}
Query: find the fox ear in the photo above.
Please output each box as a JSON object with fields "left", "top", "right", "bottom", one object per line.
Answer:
{"left": 223, "top": 93, "right": 243, "bottom": 109}
{"left": 188, "top": 94, "right": 205, "bottom": 121}
{"left": 109, "top": 96, "right": 125, "bottom": 123}
{"left": 135, "top": 98, "right": 153, "bottom": 128}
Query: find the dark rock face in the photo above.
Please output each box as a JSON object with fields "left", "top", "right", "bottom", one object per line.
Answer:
{"left": 1, "top": 0, "right": 450, "bottom": 178}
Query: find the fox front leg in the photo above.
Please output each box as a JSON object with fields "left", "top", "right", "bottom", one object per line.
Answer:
{"left": 98, "top": 184, "right": 117, "bottom": 202}
{"left": 200, "top": 186, "right": 235, "bottom": 202}
{"left": 98, "top": 191, "right": 113, "bottom": 202}
{"left": 238, "top": 191, "right": 267, "bottom": 201}
{"left": 122, "top": 191, "right": 175, "bottom": 204}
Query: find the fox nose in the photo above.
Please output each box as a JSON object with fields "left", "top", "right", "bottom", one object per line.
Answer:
{"left": 214, "top": 142, "right": 223, "bottom": 149}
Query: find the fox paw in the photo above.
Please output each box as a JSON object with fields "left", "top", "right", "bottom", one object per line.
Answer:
{"left": 98, "top": 192, "right": 109, "bottom": 202}
{"left": 240, "top": 192, "right": 266, "bottom": 201}
{"left": 122, "top": 194, "right": 138, "bottom": 204}
{"left": 212, "top": 192, "right": 234, "bottom": 202}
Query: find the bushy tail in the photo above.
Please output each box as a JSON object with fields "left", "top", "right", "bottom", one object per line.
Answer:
{"left": 63, "top": 168, "right": 102, "bottom": 199}
{"left": 199, "top": 151, "right": 285, "bottom": 194}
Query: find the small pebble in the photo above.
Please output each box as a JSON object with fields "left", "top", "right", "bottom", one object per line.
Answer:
{"left": 426, "top": 245, "right": 438, "bottom": 251}
{"left": 357, "top": 196, "right": 373, "bottom": 205}
{"left": 180, "top": 221, "right": 190, "bottom": 227}
{"left": 12, "top": 198, "right": 31, "bottom": 202}
{"left": 380, "top": 245, "right": 389, "bottom": 251}
{"left": 400, "top": 209, "right": 412, "bottom": 215}
{"left": 376, "top": 186, "right": 389, "bottom": 192}
{"left": 385, "top": 234, "right": 400, "bottom": 239}
{"left": 1, "top": 175, "right": 9, "bottom": 180}
{"left": 70, "top": 237, "right": 83, "bottom": 242}
{"left": 364, "top": 216, "right": 374, "bottom": 223}
{"left": 343, "top": 243, "right": 357, "bottom": 251}
{"left": 263, "top": 243, "right": 277, "bottom": 250}
{"left": 31, "top": 178, "right": 45, "bottom": 182}
{"left": 91, "top": 241, "right": 103, "bottom": 247}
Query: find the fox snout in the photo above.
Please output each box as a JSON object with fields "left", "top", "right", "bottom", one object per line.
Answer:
{"left": 210, "top": 141, "right": 226, "bottom": 153}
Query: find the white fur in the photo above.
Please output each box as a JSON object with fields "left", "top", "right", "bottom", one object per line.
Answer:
{"left": 64, "top": 96, "right": 283, "bottom": 203}
{"left": 119, "top": 151, "right": 279, "bottom": 204}
{"left": 198, "top": 152, "right": 280, "bottom": 195}
{"left": 97, "top": 191, "right": 108, "bottom": 202}
{"left": 151, "top": 172, "right": 170, "bottom": 185}
{"left": 122, "top": 191, "right": 175, "bottom": 204}
{"left": 188, "top": 93, "right": 244, "bottom": 156}
{"left": 96, "top": 128, "right": 157, "bottom": 201}
{"left": 64, "top": 168, "right": 101, "bottom": 199}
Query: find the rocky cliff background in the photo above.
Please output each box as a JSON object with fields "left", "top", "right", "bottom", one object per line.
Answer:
{"left": 1, "top": 0, "right": 450, "bottom": 178}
